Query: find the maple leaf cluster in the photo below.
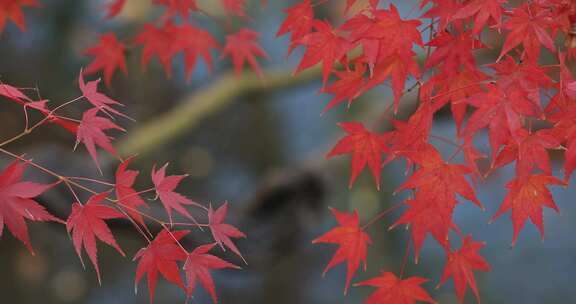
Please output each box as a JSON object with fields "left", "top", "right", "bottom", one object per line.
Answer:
{"left": 4, "top": 0, "right": 576, "bottom": 303}
{"left": 0, "top": 73, "right": 246, "bottom": 303}
{"left": 276, "top": 0, "right": 576, "bottom": 303}
{"left": 82, "top": 0, "right": 269, "bottom": 87}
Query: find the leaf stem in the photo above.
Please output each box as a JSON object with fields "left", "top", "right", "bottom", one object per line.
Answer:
{"left": 362, "top": 201, "right": 403, "bottom": 230}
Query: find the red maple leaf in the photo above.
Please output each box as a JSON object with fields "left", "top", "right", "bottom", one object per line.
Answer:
{"left": 208, "top": 202, "right": 246, "bottom": 262}
{"left": 66, "top": 192, "right": 126, "bottom": 284}
{"left": 105, "top": 0, "right": 126, "bottom": 19}
{"left": 221, "top": 28, "right": 268, "bottom": 77}
{"left": 461, "top": 83, "right": 541, "bottom": 160}
{"left": 339, "top": 13, "right": 378, "bottom": 63}
{"left": 392, "top": 145, "right": 482, "bottom": 258}
{"left": 221, "top": 0, "right": 246, "bottom": 17}
{"left": 276, "top": 0, "right": 314, "bottom": 54}
{"left": 388, "top": 102, "right": 433, "bottom": 157}
{"left": 391, "top": 194, "right": 456, "bottom": 260}
{"left": 0, "top": 160, "right": 62, "bottom": 253}
{"left": 421, "top": 0, "right": 464, "bottom": 32}
{"left": 489, "top": 55, "right": 553, "bottom": 107}
{"left": 425, "top": 31, "right": 485, "bottom": 75}
{"left": 396, "top": 145, "right": 482, "bottom": 209}
{"left": 79, "top": 72, "right": 128, "bottom": 118}
{"left": 134, "top": 229, "right": 188, "bottom": 302}
{"left": 83, "top": 33, "right": 127, "bottom": 88}
{"left": 153, "top": 0, "right": 198, "bottom": 19}
{"left": 452, "top": 0, "right": 507, "bottom": 35}
{"left": 327, "top": 122, "right": 391, "bottom": 189}
{"left": 322, "top": 62, "right": 367, "bottom": 113}
{"left": 491, "top": 174, "right": 564, "bottom": 245}
{"left": 344, "top": 4, "right": 422, "bottom": 69}
{"left": 0, "top": 0, "right": 39, "bottom": 33}
{"left": 365, "top": 52, "right": 420, "bottom": 112}
{"left": 178, "top": 23, "right": 220, "bottom": 80}
{"left": 438, "top": 236, "right": 491, "bottom": 304}
{"left": 295, "top": 20, "right": 349, "bottom": 85}
{"left": 151, "top": 163, "right": 203, "bottom": 225}
{"left": 545, "top": 54, "right": 576, "bottom": 179}
{"left": 355, "top": 272, "right": 436, "bottom": 304}
{"left": 337, "top": 6, "right": 422, "bottom": 111}
{"left": 75, "top": 107, "right": 124, "bottom": 173}
{"left": 493, "top": 128, "right": 560, "bottom": 178}
{"left": 184, "top": 243, "right": 240, "bottom": 303}
{"left": 425, "top": 68, "right": 489, "bottom": 131}
{"left": 134, "top": 22, "right": 182, "bottom": 77}
{"left": 498, "top": 3, "right": 557, "bottom": 62}
{"left": 312, "top": 208, "right": 371, "bottom": 294}
{"left": 115, "top": 157, "right": 149, "bottom": 228}
{"left": 549, "top": 104, "right": 576, "bottom": 180}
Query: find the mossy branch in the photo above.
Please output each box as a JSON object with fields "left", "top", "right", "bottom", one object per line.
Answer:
{"left": 118, "top": 67, "right": 321, "bottom": 157}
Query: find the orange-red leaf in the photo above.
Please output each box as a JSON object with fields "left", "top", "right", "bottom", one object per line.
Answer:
{"left": 184, "top": 243, "right": 240, "bottom": 303}
{"left": 391, "top": 194, "right": 455, "bottom": 261}
{"left": 79, "top": 72, "right": 128, "bottom": 118}
{"left": 327, "top": 122, "right": 391, "bottom": 189}
{"left": 151, "top": 163, "right": 203, "bottom": 225}
{"left": 493, "top": 128, "right": 560, "bottom": 178}
{"left": 115, "top": 157, "right": 149, "bottom": 228}
{"left": 208, "top": 202, "right": 246, "bottom": 262}
{"left": 312, "top": 208, "right": 371, "bottom": 294}
{"left": 221, "top": 28, "right": 269, "bottom": 77}
{"left": 0, "top": 161, "right": 63, "bottom": 253}
{"left": 452, "top": 0, "right": 506, "bottom": 35}
{"left": 438, "top": 236, "right": 490, "bottom": 304}
{"left": 134, "top": 22, "right": 182, "bottom": 76}
{"left": 498, "top": 3, "right": 556, "bottom": 62}
{"left": 134, "top": 229, "right": 188, "bottom": 302}
{"left": 365, "top": 53, "right": 420, "bottom": 112}
{"left": 295, "top": 20, "right": 349, "bottom": 85}
{"left": 277, "top": 0, "right": 314, "bottom": 54}
{"left": 356, "top": 272, "right": 436, "bottom": 304}
{"left": 178, "top": 23, "right": 219, "bottom": 80}
{"left": 83, "top": 33, "right": 127, "bottom": 88}
{"left": 491, "top": 174, "right": 564, "bottom": 246}
{"left": 0, "top": 0, "right": 39, "bottom": 33}
{"left": 75, "top": 108, "right": 124, "bottom": 173}
{"left": 392, "top": 145, "right": 481, "bottom": 258}
{"left": 66, "top": 192, "right": 126, "bottom": 284}
{"left": 322, "top": 62, "right": 367, "bottom": 113}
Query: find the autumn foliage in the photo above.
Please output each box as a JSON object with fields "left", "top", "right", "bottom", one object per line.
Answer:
{"left": 283, "top": 0, "right": 576, "bottom": 303}
{"left": 1, "top": 0, "right": 261, "bottom": 302}
{"left": 1, "top": 0, "right": 576, "bottom": 303}
{"left": 0, "top": 73, "right": 246, "bottom": 303}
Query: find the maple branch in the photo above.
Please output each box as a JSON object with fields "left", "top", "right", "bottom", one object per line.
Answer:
{"left": 0, "top": 96, "right": 83, "bottom": 148}
{"left": 0, "top": 147, "right": 207, "bottom": 229}
{"left": 117, "top": 67, "right": 321, "bottom": 157}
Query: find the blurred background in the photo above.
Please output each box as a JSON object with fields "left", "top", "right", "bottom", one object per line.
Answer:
{"left": 0, "top": 0, "right": 575, "bottom": 303}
